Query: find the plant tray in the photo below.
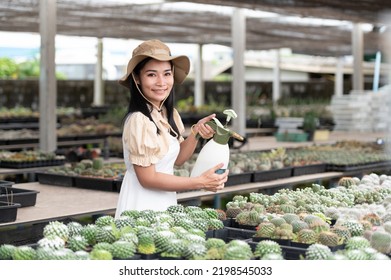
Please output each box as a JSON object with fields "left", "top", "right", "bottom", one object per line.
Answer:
{"left": 225, "top": 172, "right": 253, "bottom": 187}
{"left": 0, "top": 180, "right": 14, "bottom": 187}
{"left": 36, "top": 172, "right": 75, "bottom": 187}
{"left": 292, "top": 163, "right": 327, "bottom": 176}
{"left": 73, "top": 176, "right": 117, "bottom": 192}
{"left": 325, "top": 161, "right": 390, "bottom": 172}
{"left": 0, "top": 159, "right": 65, "bottom": 169}
{"left": 253, "top": 167, "right": 292, "bottom": 182}
{"left": 0, "top": 201, "right": 21, "bottom": 223}
{"left": 0, "top": 186, "right": 39, "bottom": 207}
{"left": 214, "top": 227, "right": 256, "bottom": 242}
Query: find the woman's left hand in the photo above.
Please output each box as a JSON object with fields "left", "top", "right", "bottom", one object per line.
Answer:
{"left": 194, "top": 113, "right": 216, "bottom": 139}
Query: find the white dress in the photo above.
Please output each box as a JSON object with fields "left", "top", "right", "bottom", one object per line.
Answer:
{"left": 114, "top": 109, "right": 184, "bottom": 218}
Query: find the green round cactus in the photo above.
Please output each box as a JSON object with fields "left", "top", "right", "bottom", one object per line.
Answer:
{"left": 111, "top": 240, "right": 136, "bottom": 259}
{"left": 297, "top": 228, "right": 317, "bottom": 244}
{"left": 184, "top": 243, "right": 207, "bottom": 260}
{"left": 67, "top": 235, "right": 89, "bottom": 252}
{"left": 43, "top": 221, "right": 70, "bottom": 242}
{"left": 0, "top": 244, "right": 16, "bottom": 260}
{"left": 254, "top": 240, "right": 282, "bottom": 259}
{"left": 305, "top": 244, "right": 333, "bottom": 260}
{"left": 345, "top": 236, "right": 370, "bottom": 250}
{"left": 12, "top": 246, "right": 37, "bottom": 260}
{"left": 317, "top": 231, "right": 340, "bottom": 247}
{"left": 370, "top": 231, "right": 391, "bottom": 254}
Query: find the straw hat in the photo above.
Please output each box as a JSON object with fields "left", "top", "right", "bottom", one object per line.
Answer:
{"left": 118, "top": 39, "right": 190, "bottom": 88}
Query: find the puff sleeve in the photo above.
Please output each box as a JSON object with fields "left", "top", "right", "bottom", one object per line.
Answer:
{"left": 123, "top": 113, "right": 169, "bottom": 166}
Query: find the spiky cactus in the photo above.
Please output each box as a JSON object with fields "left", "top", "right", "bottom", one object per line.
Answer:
{"left": 208, "top": 218, "right": 225, "bottom": 230}
{"left": 338, "top": 177, "right": 357, "bottom": 188}
{"left": 291, "top": 220, "right": 309, "bottom": 233}
{"left": 81, "top": 224, "right": 98, "bottom": 246}
{"left": 370, "top": 231, "right": 391, "bottom": 254}
{"left": 317, "top": 231, "right": 339, "bottom": 247}
{"left": 254, "top": 221, "right": 276, "bottom": 238}
{"left": 0, "top": 244, "right": 16, "bottom": 260}
{"left": 95, "top": 215, "right": 115, "bottom": 227}
{"left": 37, "top": 235, "right": 66, "bottom": 250}
{"left": 282, "top": 213, "right": 300, "bottom": 224}
{"left": 254, "top": 240, "right": 282, "bottom": 259}
{"left": 12, "top": 246, "right": 37, "bottom": 260}
{"left": 296, "top": 228, "right": 317, "bottom": 244}
{"left": 43, "top": 221, "right": 70, "bottom": 242}
{"left": 89, "top": 248, "right": 113, "bottom": 260}
{"left": 184, "top": 243, "right": 207, "bottom": 260}
{"left": 345, "top": 236, "right": 370, "bottom": 250}
{"left": 137, "top": 233, "right": 156, "bottom": 255}
{"left": 331, "top": 225, "right": 351, "bottom": 244}
{"left": 223, "top": 241, "right": 253, "bottom": 260}
{"left": 67, "top": 235, "right": 89, "bottom": 252}
{"left": 95, "top": 225, "right": 117, "bottom": 244}
{"left": 305, "top": 244, "right": 333, "bottom": 260}
{"left": 160, "top": 238, "right": 186, "bottom": 259}
{"left": 341, "top": 220, "right": 364, "bottom": 237}
{"left": 166, "top": 204, "right": 185, "bottom": 214}
{"left": 111, "top": 240, "right": 136, "bottom": 259}
{"left": 67, "top": 221, "right": 84, "bottom": 237}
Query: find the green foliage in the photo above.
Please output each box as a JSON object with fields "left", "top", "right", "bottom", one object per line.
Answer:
{"left": 0, "top": 57, "right": 18, "bottom": 77}
{"left": 0, "top": 56, "right": 67, "bottom": 79}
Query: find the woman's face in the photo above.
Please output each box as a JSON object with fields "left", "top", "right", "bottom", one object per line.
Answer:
{"left": 136, "top": 59, "right": 174, "bottom": 108}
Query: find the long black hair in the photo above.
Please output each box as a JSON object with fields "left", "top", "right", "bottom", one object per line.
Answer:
{"left": 123, "top": 57, "right": 180, "bottom": 139}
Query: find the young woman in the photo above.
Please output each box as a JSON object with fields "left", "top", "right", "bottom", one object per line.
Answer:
{"left": 115, "top": 39, "right": 228, "bottom": 217}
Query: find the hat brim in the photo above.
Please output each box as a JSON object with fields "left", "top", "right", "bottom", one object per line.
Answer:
{"left": 118, "top": 54, "right": 190, "bottom": 88}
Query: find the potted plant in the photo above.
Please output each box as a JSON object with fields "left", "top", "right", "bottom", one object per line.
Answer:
{"left": 302, "top": 111, "right": 318, "bottom": 141}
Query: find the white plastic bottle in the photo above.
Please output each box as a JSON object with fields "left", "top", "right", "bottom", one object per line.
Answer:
{"left": 190, "top": 109, "right": 243, "bottom": 177}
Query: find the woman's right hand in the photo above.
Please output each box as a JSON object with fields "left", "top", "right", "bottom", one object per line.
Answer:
{"left": 199, "top": 163, "right": 229, "bottom": 192}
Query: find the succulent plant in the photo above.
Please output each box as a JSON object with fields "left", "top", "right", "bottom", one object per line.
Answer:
{"left": 12, "top": 245, "right": 37, "bottom": 260}
{"left": 305, "top": 244, "right": 333, "bottom": 260}
{"left": 296, "top": 228, "right": 317, "bottom": 244}
{"left": 0, "top": 244, "right": 16, "bottom": 260}
{"left": 137, "top": 233, "right": 156, "bottom": 255}
{"left": 67, "top": 235, "right": 89, "bottom": 252}
{"left": 80, "top": 224, "right": 98, "bottom": 245}
{"left": 370, "top": 231, "right": 391, "bottom": 254}
{"left": 111, "top": 240, "right": 137, "bottom": 259}
{"left": 223, "top": 240, "right": 253, "bottom": 260}
{"left": 254, "top": 240, "right": 282, "bottom": 259}
{"left": 317, "top": 231, "right": 340, "bottom": 247}
{"left": 95, "top": 225, "right": 118, "bottom": 244}
{"left": 160, "top": 238, "right": 186, "bottom": 259}
{"left": 183, "top": 243, "right": 207, "bottom": 260}
{"left": 38, "top": 235, "right": 66, "bottom": 250}
{"left": 89, "top": 248, "right": 113, "bottom": 260}
{"left": 66, "top": 221, "right": 84, "bottom": 237}
{"left": 254, "top": 221, "right": 276, "bottom": 238}
{"left": 95, "top": 215, "right": 115, "bottom": 227}
{"left": 345, "top": 236, "right": 370, "bottom": 250}
{"left": 43, "top": 221, "right": 70, "bottom": 242}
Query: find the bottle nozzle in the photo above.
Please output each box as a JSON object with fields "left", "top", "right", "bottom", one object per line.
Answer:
{"left": 231, "top": 131, "right": 244, "bottom": 141}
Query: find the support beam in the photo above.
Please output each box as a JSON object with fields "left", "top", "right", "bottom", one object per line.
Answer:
{"left": 334, "top": 57, "right": 344, "bottom": 97}
{"left": 39, "top": 0, "right": 57, "bottom": 152}
{"left": 352, "top": 23, "right": 364, "bottom": 92}
{"left": 231, "top": 8, "right": 246, "bottom": 137}
{"left": 194, "top": 43, "right": 204, "bottom": 107}
{"left": 93, "top": 38, "right": 104, "bottom": 106}
{"left": 272, "top": 49, "right": 281, "bottom": 105}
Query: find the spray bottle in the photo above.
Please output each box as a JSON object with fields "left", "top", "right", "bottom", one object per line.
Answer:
{"left": 190, "top": 109, "right": 244, "bottom": 177}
